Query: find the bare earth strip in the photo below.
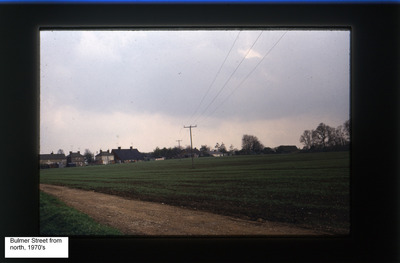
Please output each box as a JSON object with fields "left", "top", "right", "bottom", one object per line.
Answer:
{"left": 40, "top": 184, "right": 329, "bottom": 236}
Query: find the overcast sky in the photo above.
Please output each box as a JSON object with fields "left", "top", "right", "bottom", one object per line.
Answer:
{"left": 40, "top": 30, "right": 350, "bottom": 154}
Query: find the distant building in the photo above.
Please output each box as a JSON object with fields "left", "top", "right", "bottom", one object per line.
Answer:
{"left": 95, "top": 149, "right": 114, "bottom": 165}
{"left": 112, "top": 146, "right": 144, "bottom": 163}
{"left": 275, "top": 145, "right": 299, "bottom": 154}
{"left": 182, "top": 148, "right": 200, "bottom": 159}
{"left": 39, "top": 153, "right": 66, "bottom": 168}
{"left": 208, "top": 151, "right": 225, "bottom": 157}
{"left": 67, "top": 151, "right": 85, "bottom": 167}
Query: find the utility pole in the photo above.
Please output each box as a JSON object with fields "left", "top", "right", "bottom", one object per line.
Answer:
{"left": 176, "top": 139, "right": 182, "bottom": 149}
{"left": 176, "top": 139, "right": 182, "bottom": 160}
{"left": 184, "top": 125, "right": 197, "bottom": 168}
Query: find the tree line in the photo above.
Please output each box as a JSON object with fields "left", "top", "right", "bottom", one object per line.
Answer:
{"left": 152, "top": 143, "right": 236, "bottom": 159}
{"left": 55, "top": 119, "right": 350, "bottom": 163}
{"left": 148, "top": 119, "right": 351, "bottom": 159}
{"left": 299, "top": 120, "right": 350, "bottom": 151}
{"left": 236, "top": 134, "right": 299, "bottom": 155}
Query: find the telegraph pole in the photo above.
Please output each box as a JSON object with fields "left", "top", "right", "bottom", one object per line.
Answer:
{"left": 184, "top": 125, "right": 197, "bottom": 168}
{"left": 176, "top": 139, "right": 182, "bottom": 160}
{"left": 176, "top": 139, "right": 182, "bottom": 149}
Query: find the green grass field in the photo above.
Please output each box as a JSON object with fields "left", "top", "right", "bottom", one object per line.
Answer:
{"left": 40, "top": 151, "right": 350, "bottom": 234}
{"left": 40, "top": 191, "right": 122, "bottom": 236}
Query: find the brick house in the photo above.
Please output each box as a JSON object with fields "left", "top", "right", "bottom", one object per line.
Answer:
{"left": 95, "top": 149, "right": 114, "bottom": 165}
{"left": 67, "top": 151, "right": 85, "bottom": 167}
{"left": 39, "top": 153, "right": 66, "bottom": 168}
{"left": 112, "top": 146, "right": 144, "bottom": 163}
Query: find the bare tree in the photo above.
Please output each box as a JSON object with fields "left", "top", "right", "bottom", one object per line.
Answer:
{"left": 312, "top": 123, "right": 331, "bottom": 148}
{"left": 333, "top": 125, "right": 347, "bottom": 146}
{"left": 326, "top": 125, "right": 338, "bottom": 147}
{"left": 300, "top": 130, "right": 313, "bottom": 150}
{"left": 300, "top": 119, "right": 350, "bottom": 150}
{"left": 229, "top": 144, "right": 238, "bottom": 155}
{"left": 343, "top": 119, "right": 350, "bottom": 143}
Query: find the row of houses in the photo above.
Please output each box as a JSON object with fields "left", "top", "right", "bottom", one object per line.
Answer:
{"left": 39, "top": 146, "right": 144, "bottom": 168}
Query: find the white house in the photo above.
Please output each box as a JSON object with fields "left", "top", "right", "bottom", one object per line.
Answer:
{"left": 208, "top": 151, "right": 224, "bottom": 157}
{"left": 95, "top": 150, "right": 114, "bottom": 165}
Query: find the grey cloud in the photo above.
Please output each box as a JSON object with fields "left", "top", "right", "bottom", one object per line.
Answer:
{"left": 41, "top": 30, "right": 349, "bottom": 122}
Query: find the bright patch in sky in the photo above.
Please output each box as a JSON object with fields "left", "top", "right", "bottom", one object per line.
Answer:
{"left": 40, "top": 30, "right": 350, "bottom": 154}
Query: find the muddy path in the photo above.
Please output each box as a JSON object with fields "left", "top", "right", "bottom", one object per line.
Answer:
{"left": 40, "top": 184, "right": 330, "bottom": 236}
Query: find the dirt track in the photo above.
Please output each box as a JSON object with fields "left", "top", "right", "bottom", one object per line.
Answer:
{"left": 40, "top": 184, "right": 329, "bottom": 236}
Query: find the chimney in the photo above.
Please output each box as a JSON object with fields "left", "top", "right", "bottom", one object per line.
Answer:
{"left": 130, "top": 146, "right": 133, "bottom": 150}
{"left": 78, "top": 151, "right": 80, "bottom": 154}
{"left": 100, "top": 149, "right": 102, "bottom": 153}
{"left": 118, "top": 147, "right": 121, "bottom": 150}
{"left": 107, "top": 150, "right": 109, "bottom": 153}
{"left": 69, "top": 151, "right": 72, "bottom": 154}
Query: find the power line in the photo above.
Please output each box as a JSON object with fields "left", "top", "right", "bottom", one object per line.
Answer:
{"left": 200, "top": 31, "right": 288, "bottom": 125}
{"left": 193, "top": 31, "right": 264, "bottom": 125}
{"left": 187, "top": 31, "right": 242, "bottom": 125}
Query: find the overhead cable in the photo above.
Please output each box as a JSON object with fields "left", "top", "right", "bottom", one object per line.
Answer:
{"left": 200, "top": 31, "right": 288, "bottom": 125}
{"left": 187, "top": 31, "right": 242, "bottom": 125}
{"left": 193, "top": 31, "right": 264, "bottom": 125}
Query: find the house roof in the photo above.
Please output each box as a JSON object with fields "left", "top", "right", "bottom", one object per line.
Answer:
{"left": 67, "top": 151, "right": 84, "bottom": 158}
{"left": 276, "top": 145, "right": 299, "bottom": 152}
{"left": 39, "top": 153, "right": 66, "bottom": 160}
{"left": 112, "top": 147, "right": 144, "bottom": 161}
{"left": 95, "top": 150, "right": 113, "bottom": 157}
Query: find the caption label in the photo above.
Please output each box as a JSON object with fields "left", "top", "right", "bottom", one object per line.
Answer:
{"left": 5, "top": 237, "right": 68, "bottom": 258}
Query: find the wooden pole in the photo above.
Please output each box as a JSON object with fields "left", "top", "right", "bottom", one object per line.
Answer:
{"left": 184, "top": 125, "right": 197, "bottom": 168}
